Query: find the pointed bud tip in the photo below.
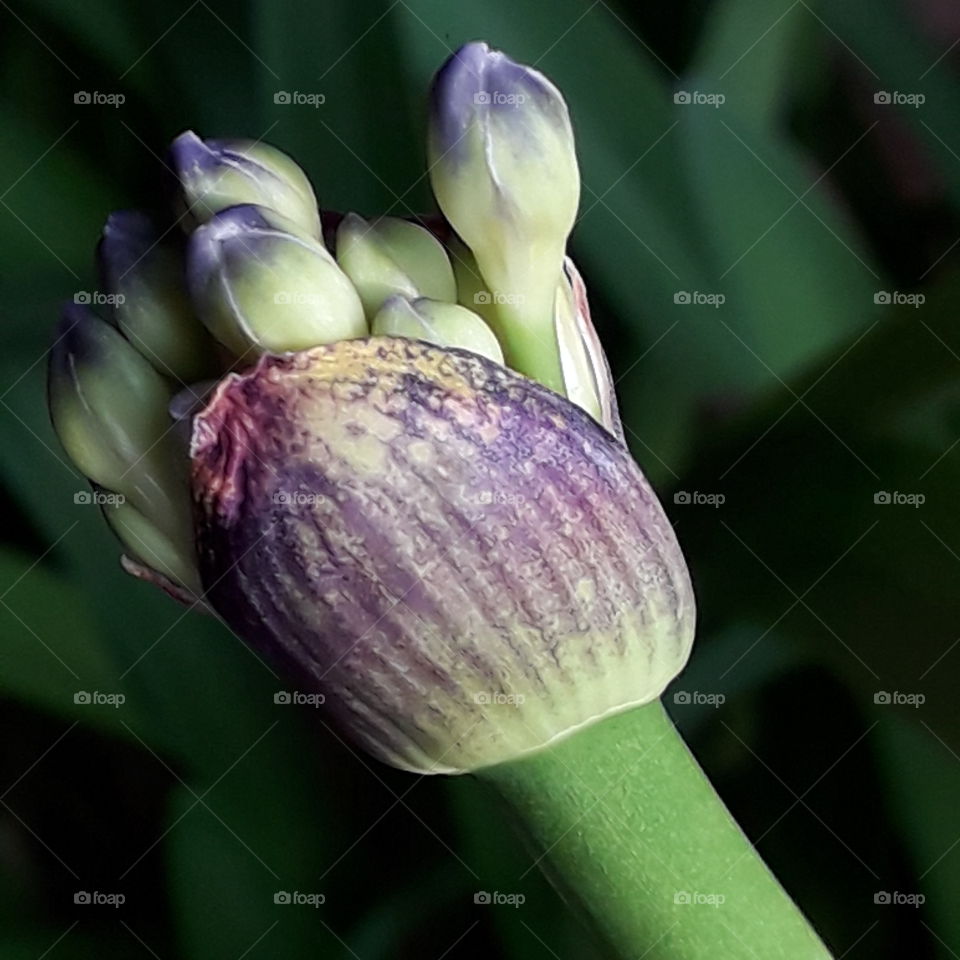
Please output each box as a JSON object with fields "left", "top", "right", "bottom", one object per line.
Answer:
{"left": 186, "top": 204, "right": 274, "bottom": 293}
{"left": 98, "top": 210, "right": 158, "bottom": 285}
{"left": 50, "top": 303, "right": 106, "bottom": 375}
{"left": 169, "top": 130, "right": 217, "bottom": 178}
{"left": 430, "top": 42, "right": 567, "bottom": 157}
{"left": 102, "top": 209, "right": 155, "bottom": 243}
{"left": 194, "top": 202, "right": 276, "bottom": 237}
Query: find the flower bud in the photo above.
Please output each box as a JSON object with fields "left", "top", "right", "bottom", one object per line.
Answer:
{"left": 103, "top": 500, "right": 202, "bottom": 602}
{"left": 98, "top": 210, "right": 217, "bottom": 383}
{"left": 336, "top": 213, "right": 456, "bottom": 317}
{"left": 427, "top": 42, "right": 580, "bottom": 394}
{"left": 372, "top": 296, "right": 503, "bottom": 364}
{"left": 170, "top": 131, "right": 322, "bottom": 238}
{"left": 191, "top": 339, "right": 694, "bottom": 774}
{"left": 186, "top": 204, "right": 367, "bottom": 358}
{"left": 48, "top": 304, "right": 198, "bottom": 594}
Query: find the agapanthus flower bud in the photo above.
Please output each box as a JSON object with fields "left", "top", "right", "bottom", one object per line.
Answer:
{"left": 48, "top": 304, "right": 199, "bottom": 598}
{"left": 186, "top": 204, "right": 366, "bottom": 358}
{"left": 102, "top": 499, "right": 201, "bottom": 602}
{"left": 372, "top": 295, "right": 503, "bottom": 364}
{"left": 49, "top": 51, "right": 679, "bottom": 776}
{"left": 427, "top": 42, "right": 580, "bottom": 394}
{"left": 98, "top": 210, "right": 217, "bottom": 383}
{"left": 170, "top": 131, "right": 322, "bottom": 238}
{"left": 335, "top": 213, "right": 456, "bottom": 317}
{"left": 191, "top": 338, "right": 694, "bottom": 773}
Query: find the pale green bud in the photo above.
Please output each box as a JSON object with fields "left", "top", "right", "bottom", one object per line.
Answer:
{"left": 170, "top": 131, "right": 322, "bottom": 238}
{"left": 48, "top": 305, "right": 198, "bottom": 592}
{"left": 104, "top": 500, "right": 202, "bottom": 600}
{"left": 336, "top": 213, "right": 457, "bottom": 318}
{"left": 428, "top": 43, "right": 580, "bottom": 394}
{"left": 98, "top": 210, "right": 217, "bottom": 383}
{"left": 372, "top": 296, "right": 504, "bottom": 364}
{"left": 187, "top": 205, "right": 367, "bottom": 358}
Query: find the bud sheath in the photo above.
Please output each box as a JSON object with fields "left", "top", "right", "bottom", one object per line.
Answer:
{"left": 191, "top": 338, "right": 694, "bottom": 773}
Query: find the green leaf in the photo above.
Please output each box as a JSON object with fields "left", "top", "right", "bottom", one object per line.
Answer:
{"left": 677, "top": 0, "right": 879, "bottom": 416}
{"left": 167, "top": 720, "right": 345, "bottom": 959}
{"left": 0, "top": 548, "right": 140, "bottom": 739}
{"left": 824, "top": 0, "right": 960, "bottom": 210}
{"left": 878, "top": 718, "right": 960, "bottom": 958}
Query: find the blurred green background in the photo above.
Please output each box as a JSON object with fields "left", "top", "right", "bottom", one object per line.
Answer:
{"left": 1, "top": 0, "right": 958, "bottom": 956}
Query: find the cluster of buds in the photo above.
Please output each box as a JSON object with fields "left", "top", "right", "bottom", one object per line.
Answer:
{"left": 49, "top": 43, "right": 694, "bottom": 773}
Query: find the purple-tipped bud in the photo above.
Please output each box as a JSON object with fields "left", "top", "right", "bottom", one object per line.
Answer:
{"left": 170, "top": 131, "right": 322, "bottom": 238}
{"left": 428, "top": 43, "right": 580, "bottom": 394}
{"left": 186, "top": 204, "right": 366, "bottom": 358}
{"left": 430, "top": 42, "right": 571, "bottom": 163}
{"left": 48, "top": 304, "right": 200, "bottom": 597}
{"left": 190, "top": 338, "right": 694, "bottom": 773}
{"left": 98, "top": 210, "right": 217, "bottom": 383}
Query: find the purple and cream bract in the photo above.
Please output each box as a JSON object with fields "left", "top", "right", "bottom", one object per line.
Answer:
{"left": 190, "top": 337, "right": 694, "bottom": 773}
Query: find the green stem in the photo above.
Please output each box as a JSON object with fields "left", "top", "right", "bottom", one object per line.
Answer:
{"left": 477, "top": 700, "right": 833, "bottom": 960}
{"left": 492, "top": 299, "right": 566, "bottom": 396}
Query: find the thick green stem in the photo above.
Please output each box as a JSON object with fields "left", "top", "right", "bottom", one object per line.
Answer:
{"left": 477, "top": 701, "right": 833, "bottom": 960}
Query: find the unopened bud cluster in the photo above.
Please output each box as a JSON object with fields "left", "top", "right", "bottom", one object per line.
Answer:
{"left": 49, "top": 44, "right": 692, "bottom": 773}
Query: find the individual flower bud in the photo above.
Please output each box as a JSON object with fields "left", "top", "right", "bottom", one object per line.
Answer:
{"left": 186, "top": 204, "right": 367, "bottom": 358}
{"left": 48, "top": 304, "right": 199, "bottom": 594}
{"left": 427, "top": 42, "right": 580, "bottom": 394}
{"left": 191, "top": 339, "right": 694, "bottom": 774}
{"left": 103, "top": 500, "right": 202, "bottom": 603}
{"left": 170, "top": 131, "right": 322, "bottom": 238}
{"left": 336, "top": 213, "right": 456, "bottom": 317}
{"left": 98, "top": 210, "right": 217, "bottom": 383}
{"left": 555, "top": 257, "right": 623, "bottom": 440}
{"left": 372, "top": 295, "right": 503, "bottom": 364}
